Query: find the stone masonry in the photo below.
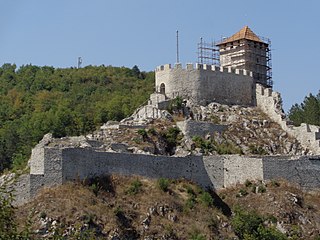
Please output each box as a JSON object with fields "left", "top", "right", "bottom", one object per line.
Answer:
{"left": 155, "top": 63, "right": 254, "bottom": 106}
{"left": 8, "top": 139, "right": 317, "bottom": 206}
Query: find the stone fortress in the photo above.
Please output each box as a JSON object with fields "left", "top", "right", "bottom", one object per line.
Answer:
{"left": 4, "top": 26, "right": 320, "bottom": 205}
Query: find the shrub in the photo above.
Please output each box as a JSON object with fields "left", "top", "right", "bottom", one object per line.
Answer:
{"left": 192, "top": 136, "right": 213, "bottom": 154}
{"left": 90, "top": 182, "right": 101, "bottom": 197}
{"left": 231, "top": 207, "right": 287, "bottom": 240}
{"left": 185, "top": 185, "right": 196, "bottom": 197}
{"left": 214, "top": 141, "right": 242, "bottom": 155}
{"left": 251, "top": 184, "right": 258, "bottom": 193}
{"left": 113, "top": 206, "right": 124, "bottom": 217}
{"left": 199, "top": 192, "right": 213, "bottom": 207}
{"left": 185, "top": 194, "right": 197, "bottom": 210}
{"left": 168, "top": 96, "right": 183, "bottom": 113}
{"left": 257, "top": 185, "right": 266, "bottom": 193}
{"left": 249, "top": 145, "right": 267, "bottom": 155}
{"left": 137, "top": 129, "right": 148, "bottom": 141}
{"left": 238, "top": 188, "right": 248, "bottom": 197}
{"left": 147, "top": 127, "right": 157, "bottom": 136}
{"left": 126, "top": 179, "right": 143, "bottom": 195}
{"left": 245, "top": 179, "right": 253, "bottom": 187}
{"left": 162, "top": 127, "right": 181, "bottom": 154}
{"left": 232, "top": 207, "right": 264, "bottom": 239}
{"left": 157, "top": 178, "right": 170, "bottom": 192}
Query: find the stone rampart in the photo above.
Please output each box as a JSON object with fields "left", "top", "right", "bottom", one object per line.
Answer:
{"left": 256, "top": 84, "right": 320, "bottom": 154}
{"left": 176, "top": 120, "right": 228, "bottom": 138}
{"left": 155, "top": 63, "right": 254, "bottom": 106}
{"left": 262, "top": 156, "right": 320, "bottom": 190}
{"left": 25, "top": 142, "right": 320, "bottom": 204}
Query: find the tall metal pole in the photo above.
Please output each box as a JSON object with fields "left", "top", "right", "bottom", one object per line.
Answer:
{"left": 176, "top": 30, "right": 179, "bottom": 63}
{"left": 200, "top": 37, "right": 203, "bottom": 64}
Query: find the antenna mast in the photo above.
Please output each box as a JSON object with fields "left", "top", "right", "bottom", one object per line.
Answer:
{"left": 176, "top": 30, "right": 180, "bottom": 63}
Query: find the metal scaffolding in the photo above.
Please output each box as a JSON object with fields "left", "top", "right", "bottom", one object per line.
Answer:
{"left": 197, "top": 38, "right": 220, "bottom": 66}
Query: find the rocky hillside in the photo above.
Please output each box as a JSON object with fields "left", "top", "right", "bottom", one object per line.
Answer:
{"left": 13, "top": 175, "right": 320, "bottom": 239}
{"left": 48, "top": 101, "right": 305, "bottom": 157}
{"left": 188, "top": 102, "right": 304, "bottom": 155}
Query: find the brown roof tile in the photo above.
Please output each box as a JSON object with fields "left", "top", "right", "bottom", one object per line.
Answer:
{"left": 217, "top": 26, "right": 264, "bottom": 45}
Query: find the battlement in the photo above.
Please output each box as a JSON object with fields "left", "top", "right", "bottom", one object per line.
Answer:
{"left": 256, "top": 84, "right": 273, "bottom": 97}
{"left": 155, "top": 63, "right": 253, "bottom": 77}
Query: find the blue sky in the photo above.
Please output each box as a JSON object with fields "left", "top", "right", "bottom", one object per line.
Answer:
{"left": 1, "top": 0, "right": 319, "bottom": 111}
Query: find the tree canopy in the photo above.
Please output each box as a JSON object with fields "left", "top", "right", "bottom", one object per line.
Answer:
{"left": 0, "top": 63, "right": 154, "bottom": 172}
{"left": 288, "top": 93, "right": 320, "bottom": 126}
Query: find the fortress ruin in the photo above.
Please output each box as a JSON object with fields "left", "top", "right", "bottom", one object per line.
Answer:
{"left": 5, "top": 26, "right": 320, "bottom": 205}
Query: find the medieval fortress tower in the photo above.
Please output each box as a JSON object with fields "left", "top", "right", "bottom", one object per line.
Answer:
{"left": 154, "top": 26, "right": 271, "bottom": 106}
{"left": 4, "top": 27, "right": 320, "bottom": 205}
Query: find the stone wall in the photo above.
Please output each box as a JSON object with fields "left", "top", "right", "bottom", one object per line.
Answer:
{"left": 155, "top": 63, "right": 254, "bottom": 106}
{"left": 11, "top": 133, "right": 320, "bottom": 206}
{"left": 262, "top": 156, "right": 320, "bottom": 190}
{"left": 256, "top": 84, "right": 320, "bottom": 154}
{"left": 176, "top": 120, "right": 228, "bottom": 138}
{"left": 26, "top": 143, "right": 320, "bottom": 202}
{"left": 223, "top": 156, "right": 264, "bottom": 187}
{"left": 62, "top": 149, "right": 213, "bottom": 188}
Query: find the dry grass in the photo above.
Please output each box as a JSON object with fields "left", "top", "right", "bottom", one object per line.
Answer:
{"left": 15, "top": 175, "right": 229, "bottom": 239}
{"left": 14, "top": 176, "right": 320, "bottom": 239}
{"left": 219, "top": 179, "right": 320, "bottom": 238}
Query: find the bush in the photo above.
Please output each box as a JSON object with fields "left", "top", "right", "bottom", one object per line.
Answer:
{"left": 168, "top": 96, "right": 183, "bottom": 113}
{"left": 185, "top": 185, "right": 195, "bottom": 197}
{"left": 249, "top": 145, "right": 267, "bottom": 155}
{"left": 126, "top": 179, "right": 143, "bottom": 195}
{"left": 238, "top": 188, "right": 248, "bottom": 197}
{"left": 157, "top": 178, "right": 170, "bottom": 192}
{"left": 137, "top": 129, "right": 148, "bottom": 141}
{"left": 257, "top": 185, "right": 266, "bottom": 193}
{"left": 90, "top": 182, "right": 101, "bottom": 197}
{"left": 231, "top": 207, "right": 287, "bottom": 240}
{"left": 185, "top": 197, "right": 196, "bottom": 210}
{"left": 214, "top": 141, "right": 243, "bottom": 155}
{"left": 192, "top": 136, "right": 213, "bottom": 154}
{"left": 199, "top": 192, "right": 213, "bottom": 207}
{"left": 147, "top": 127, "right": 157, "bottom": 136}
{"left": 245, "top": 179, "right": 253, "bottom": 187}
{"left": 162, "top": 127, "right": 181, "bottom": 154}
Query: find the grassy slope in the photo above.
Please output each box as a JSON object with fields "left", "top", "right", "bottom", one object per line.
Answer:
{"left": 15, "top": 176, "right": 320, "bottom": 239}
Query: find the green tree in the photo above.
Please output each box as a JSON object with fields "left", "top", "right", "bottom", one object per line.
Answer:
{"left": 288, "top": 103, "right": 304, "bottom": 126}
{"left": 303, "top": 94, "right": 320, "bottom": 125}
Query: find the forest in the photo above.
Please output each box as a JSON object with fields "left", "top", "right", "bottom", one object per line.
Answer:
{"left": 0, "top": 64, "right": 154, "bottom": 173}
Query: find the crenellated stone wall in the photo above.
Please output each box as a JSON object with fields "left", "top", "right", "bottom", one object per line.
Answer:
{"left": 256, "top": 84, "right": 320, "bottom": 154}
{"left": 155, "top": 63, "right": 254, "bottom": 106}
{"left": 23, "top": 141, "right": 320, "bottom": 206}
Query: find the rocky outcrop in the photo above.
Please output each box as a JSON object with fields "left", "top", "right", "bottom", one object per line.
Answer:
{"left": 256, "top": 84, "right": 320, "bottom": 155}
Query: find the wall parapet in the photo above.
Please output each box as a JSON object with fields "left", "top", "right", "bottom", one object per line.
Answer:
{"left": 256, "top": 84, "right": 320, "bottom": 154}
{"left": 155, "top": 63, "right": 253, "bottom": 77}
